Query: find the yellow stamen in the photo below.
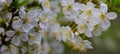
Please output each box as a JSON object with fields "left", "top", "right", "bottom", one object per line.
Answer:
{"left": 65, "top": 31, "right": 71, "bottom": 38}
{"left": 45, "top": 0, "right": 50, "bottom": 8}
{"left": 66, "top": 4, "right": 72, "bottom": 11}
{"left": 87, "top": 10, "right": 91, "bottom": 16}
{"left": 100, "top": 13, "right": 105, "bottom": 19}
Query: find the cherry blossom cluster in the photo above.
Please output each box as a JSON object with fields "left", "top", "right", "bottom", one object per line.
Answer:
{"left": 0, "top": 0, "right": 117, "bottom": 54}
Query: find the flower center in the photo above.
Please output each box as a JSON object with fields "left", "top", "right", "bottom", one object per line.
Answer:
{"left": 80, "top": 24, "right": 86, "bottom": 30}
{"left": 44, "top": 0, "right": 50, "bottom": 8}
{"left": 100, "top": 13, "right": 105, "bottom": 19}
{"left": 53, "top": 32, "right": 59, "bottom": 37}
{"left": 65, "top": 31, "right": 71, "bottom": 38}
{"left": 94, "top": 25, "right": 99, "bottom": 30}
{"left": 87, "top": 10, "right": 91, "bottom": 16}
{"left": 40, "top": 17, "right": 47, "bottom": 22}
{"left": 66, "top": 4, "right": 72, "bottom": 11}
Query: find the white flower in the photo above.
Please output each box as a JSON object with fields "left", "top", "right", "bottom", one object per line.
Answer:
{"left": 0, "top": 0, "right": 118, "bottom": 53}
{"left": 41, "top": 0, "right": 51, "bottom": 12}
{"left": 61, "top": 0, "right": 76, "bottom": 12}
{"left": 61, "top": 0, "right": 81, "bottom": 21}
{"left": 39, "top": 10, "right": 57, "bottom": 30}
{"left": 71, "top": 36, "right": 93, "bottom": 51}
{"left": 93, "top": 3, "right": 117, "bottom": 31}
{"left": 79, "top": 2, "right": 94, "bottom": 20}
{"left": 51, "top": 23, "right": 62, "bottom": 41}
{"left": 78, "top": 2, "right": 101, "bottom": 26}
{"left": 77, "top": 22, "right": 93, "bottom": 37}
{"left": 60, "top": 26, "right": 74, "bottom": 42}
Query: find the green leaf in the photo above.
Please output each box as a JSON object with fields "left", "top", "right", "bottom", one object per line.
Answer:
{"left": 105, "top": 0, "right": 120, "bottom": 12}
{"left": 18, "top": 0, "right": 29, "bottom": 7}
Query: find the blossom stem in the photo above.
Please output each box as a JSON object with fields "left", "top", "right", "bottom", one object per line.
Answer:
{"left": 71, "top": 24, "right": 77, "bottom": 32}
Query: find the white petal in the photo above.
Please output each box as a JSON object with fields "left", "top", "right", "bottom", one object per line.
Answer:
{"left": 92, "top": 9, "right": 101, "bottom": 18}
{"left": 69, "top": 0, "right": 74, "bottom": 4}
{"left": 79, "top": 12, "right": 88, "bottom": 20}
{"left": 12, "top": 20, "right": 23, "bottom": 30}
{"left": 22, "top": 23, "right": 33, "bottom": 32}
{"left": 87, "top": 2, "right": 94, "bottom": 10}
{"left": 100, "top": 2, "right": 108, "bottom": 14}
{"left": 87, "top": 23, "right": 94, "bottom": 31}
{"left": 93, "top": 27, "right": 102, "bottom": 36}
{"left": 39, "top": 22, "right": 48, "bottom": 30}
{"left": 21, "top": 47, "right": 27, "bottom": 54}
{"left": 85, "top": 31, "right": 92, "bottom": 37}
{"left": 73, "top": 3, "right": 81, "bottom": 11}
{"left": 11, "top": 36, "right": 21, "bottom": 46}
{"left": 19, "top": 10, "right": 26, "bottom": 18}
{"left": 89, "top": 17, "right": 101, "bottom": 26}
{"left": 61, "top": 0, "right": 68, "bottom": 6}
{"left": 29, "top": 21, "right": 38, "bottom": 27}
{"left": 19, "top": 7, "right": 26, "bottom": 18}
{"left": 9, "top": 45, "right": 19, "bottom": 54}
{"left": 77, "top": 25, "right": 85, "bottom": 33}
{"left": 27, "top": 9, "right": 42, "bottom": 19}
{"left": 79, "top": 4, "right": 87, "bottom": 11}
{"left": 83, "top": 40, "right": 93, "bottom": 49}
{"left": 100, "top": 19, "right": 111, "bottom": 31}
{"left": 61, "top": 0, "right": 74, "bottom": 6}
{"left": 0, "top": 27, "right": 4, "bottom": 33}
{"left": 50, "top": 1, "right": 60, "bottom": 13}
{"left": 28, "top": 40, "right": 34, "bottom": 45}
{"left": 106, "top": 12, "right": 117, "bottom": 20}
{"left": 20, "top": 34, "right": 28, "bottom": 42}
{"left": 74, "top": 18, "right": 80, "bottom": 24}
{"left": 35, "top": 33, "right": 43, "bottom": 45}
{"left": 6, "top": 30, "right": 15, "bottom": 37}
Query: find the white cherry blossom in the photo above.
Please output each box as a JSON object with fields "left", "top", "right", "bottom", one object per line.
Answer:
{"left": 60, "top": 26, "right": 74, "bottom": 42}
